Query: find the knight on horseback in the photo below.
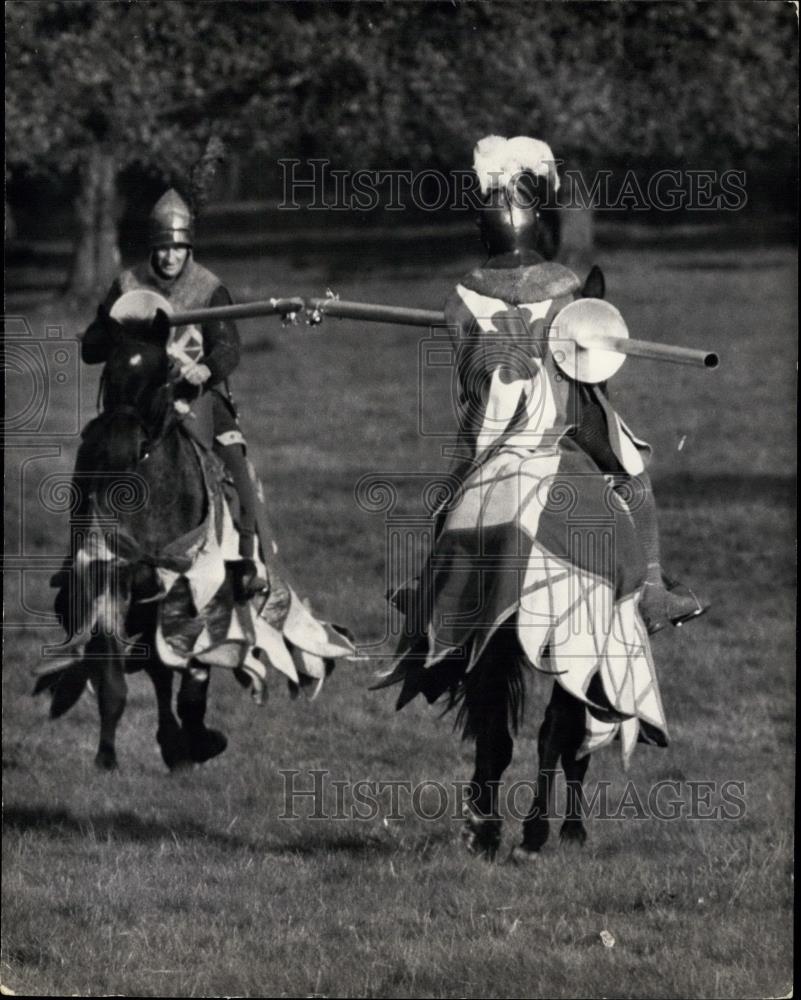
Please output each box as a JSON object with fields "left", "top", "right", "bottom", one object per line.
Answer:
{"left": 376, "top": 135, "right": 709, "bottom": 860}
{"left": 41, "top": 187, "right": 356, "bottom": 770}
{"left": 80, "top": 188, "right": 266, "bottom": 603}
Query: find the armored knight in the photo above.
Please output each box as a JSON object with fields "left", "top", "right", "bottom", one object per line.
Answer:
{"left": 464, "top": 135, "right": 706, "bottom": 634}
{"left": 79, "top": 189, "right": 264, "bottom": 600}
{"left": 379, "top": 135, "right": 707, "bottom": 764}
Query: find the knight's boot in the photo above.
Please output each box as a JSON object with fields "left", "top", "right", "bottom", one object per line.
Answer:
{"left": 231, "top": 557, "right": 269, "bottom": 604}
{"left": 639, "top": 577, "right": 709, "bottom": 635}
{"left": 218, "top": 442, "right": 270, "bottom": 603}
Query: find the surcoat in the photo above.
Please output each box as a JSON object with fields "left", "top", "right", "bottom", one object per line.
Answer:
{"left": 380, "top": 259, "right": 667, "bottom": 766}
{"left": 81, "top": 255, "right": 241, "bottom": 449}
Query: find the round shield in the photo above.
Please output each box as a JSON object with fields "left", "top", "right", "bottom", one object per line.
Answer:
{"left": 109, "top": 289, "right": 172, "bottom": 323}
{"left": 548, "top": 298, "right": 629, "bottom": 384}
{"left": 109, "top": 290, "right": 204, "bottom": 368}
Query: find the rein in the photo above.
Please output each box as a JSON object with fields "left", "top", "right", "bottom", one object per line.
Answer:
{"left": 101, "top": 389, "right": 183, "bottom": 465}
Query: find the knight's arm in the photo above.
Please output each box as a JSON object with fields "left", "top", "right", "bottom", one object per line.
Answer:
{"left": 79, "top": 279, "right": 124, "bottom": 364}
{"left": 200, "top": 285, "right": 241, "bottom": 387}
{"left": 444, "top": 288, "right": 534, "bottom": 461}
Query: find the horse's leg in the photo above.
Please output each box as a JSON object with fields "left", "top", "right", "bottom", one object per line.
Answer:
{"left": 559, "top": 694, "right": 591, "bottom": 847}
{"left": 516, "top": 681, "right": 563, "bottom": 856}
{"left": 461, "top": 649, "right": 515, "bottom": 861}
{"left": 463, "top": 706, "right": 513, "bottom": 860}
{"left": 145, "top": 662, "right": 191, "bottom": 770}
{"left": 92, "top": 637, "right": 127, "bottom": 771}
{"left": 177, "top": 666, "right": 228, "bottom": 764}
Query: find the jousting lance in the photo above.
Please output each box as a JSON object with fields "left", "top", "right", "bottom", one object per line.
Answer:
{"left": 123, "top": 291, "right": 720, "bottom": 384}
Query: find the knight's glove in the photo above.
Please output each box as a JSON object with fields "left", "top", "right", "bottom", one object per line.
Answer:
{"left": 180, "top": 361, "right": 212, "bottom": 386}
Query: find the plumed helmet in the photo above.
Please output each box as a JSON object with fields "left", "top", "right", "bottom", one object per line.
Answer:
{"left": 148, "top": 189, "right": 194, "bottom": 249}
{"left": 473, "top": 135, "right": 560, "bottom": 259}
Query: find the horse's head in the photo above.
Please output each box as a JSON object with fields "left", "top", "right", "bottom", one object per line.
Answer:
{"left": 90, "top": 311, "right": 182, "bottom": 471}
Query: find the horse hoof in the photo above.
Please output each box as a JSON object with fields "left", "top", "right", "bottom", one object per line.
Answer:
{"left": 559, "top": 822, "right": 588, "bottom": 847}
{"left": 508, "top": 845, "right": 541, "bottom": 865}
{"left": 461, "top": 809, "right": 502, "bottom": 861}
{"left": 94, "top": 749, "right": 118, "bottom": 771}
{"left": 157, "top": 725, "right": 192, "bottom": 771}
{"left": 462, "top": 829, "right": 500, "bottom": 861}
{"left": 187, "top": 727, "right": 227, "bottom": 764}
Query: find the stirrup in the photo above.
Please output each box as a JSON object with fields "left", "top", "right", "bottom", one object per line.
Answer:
{"left": 666, "top": 581, "right": 709, "bottom": 628}
{"left": 641, "top": 578, "right": 710, "bottom": 635}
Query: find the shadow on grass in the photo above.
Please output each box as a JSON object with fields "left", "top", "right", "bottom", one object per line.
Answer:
{"left": 3, "top": 806, "right": 310, "bottom": 854}
{"left": 1, "top": 804, "right": 408, "bottom": 858}
{"left": 281, "top": 826, "right": 456, "bottom": 861}
{"left": 2, "top": 804, "right": 259, "bottom": 850}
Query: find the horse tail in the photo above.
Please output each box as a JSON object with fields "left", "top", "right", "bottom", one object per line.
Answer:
{"left": 33, "top": 660, "right": 91, "bottom": 719}
{"left": 455, "top": 625, "right": 528, "bottom": 740}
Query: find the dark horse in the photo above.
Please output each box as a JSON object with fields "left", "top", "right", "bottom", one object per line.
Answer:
{"left": 388, "top": 628, "right": 601, "bottom": 863}
{"left": 42, "top": 317, "right": 228, "bottom": 770}
{"left": 458, "top": 637, "right": 596, "bottom": 863}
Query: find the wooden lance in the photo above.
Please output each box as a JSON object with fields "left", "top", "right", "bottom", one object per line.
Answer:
{"left": 161, "top": 294, "right": 719, "bottom": 383}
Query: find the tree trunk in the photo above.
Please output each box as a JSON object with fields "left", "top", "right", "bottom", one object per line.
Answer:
{"left": 67, "top": 147, "right": 121, "bottom": 302}
{"left": 224, "top": 153, "right": 243, "bottom": 201}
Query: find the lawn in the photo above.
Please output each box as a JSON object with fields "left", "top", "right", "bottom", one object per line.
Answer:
{"left": 2, "top": 234, "right": 796, "bottom": 998}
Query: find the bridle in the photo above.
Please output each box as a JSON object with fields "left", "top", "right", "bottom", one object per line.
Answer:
{"left": 100, "top": 375, "right": 186, "bottom": 465}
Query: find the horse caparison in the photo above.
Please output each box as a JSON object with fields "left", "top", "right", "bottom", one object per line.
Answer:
{"left": 410, "top": 264, "right": 617, "bottom": 862}
{"left": 49, "top": 320, "right": 228, "bottom": 770}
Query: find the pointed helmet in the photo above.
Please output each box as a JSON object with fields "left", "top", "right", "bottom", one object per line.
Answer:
{"left": 148, "top": 189, "right": 194, "bottom": 249}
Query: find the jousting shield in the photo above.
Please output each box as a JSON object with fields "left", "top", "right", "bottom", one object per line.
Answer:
{"left": 548, "top": 298, "right": 629, "bottom": 384}
{"left": 548, "top": 298, "right": 718, "bottom": 384}
{"left": 109, "top": 289, "right": 205, "bottom": 369}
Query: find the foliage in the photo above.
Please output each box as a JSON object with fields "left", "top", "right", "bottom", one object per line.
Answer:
{"left": 6, "top": 0, "right": 280, "bottom": 190}
{"left": 6, "top": 0, "right": 797, "bottom": 181}
{"left": 5, "top": 0, "right": 796, "bottom": 295}
{"left": 617, "top": 2, "right": 798, "bottom": 167}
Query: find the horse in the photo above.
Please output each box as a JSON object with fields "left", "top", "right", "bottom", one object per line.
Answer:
{"left": 41, "top": 315, "right": 229, "bottom": 771}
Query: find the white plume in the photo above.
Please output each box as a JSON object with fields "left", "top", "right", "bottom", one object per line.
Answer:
{"left": 473, "top": 134, "right": 560, "bottom": 195}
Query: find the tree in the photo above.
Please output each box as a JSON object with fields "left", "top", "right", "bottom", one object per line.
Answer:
{"left": 6, "top": 0, "right": 796, "bottom": 298}
{"left": 6, "top": 0, "right": 305, "bottom": 300}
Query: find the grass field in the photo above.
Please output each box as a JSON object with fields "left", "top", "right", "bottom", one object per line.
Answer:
{"left": 2, "top": 235, "right": 796, "bottom": 998}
